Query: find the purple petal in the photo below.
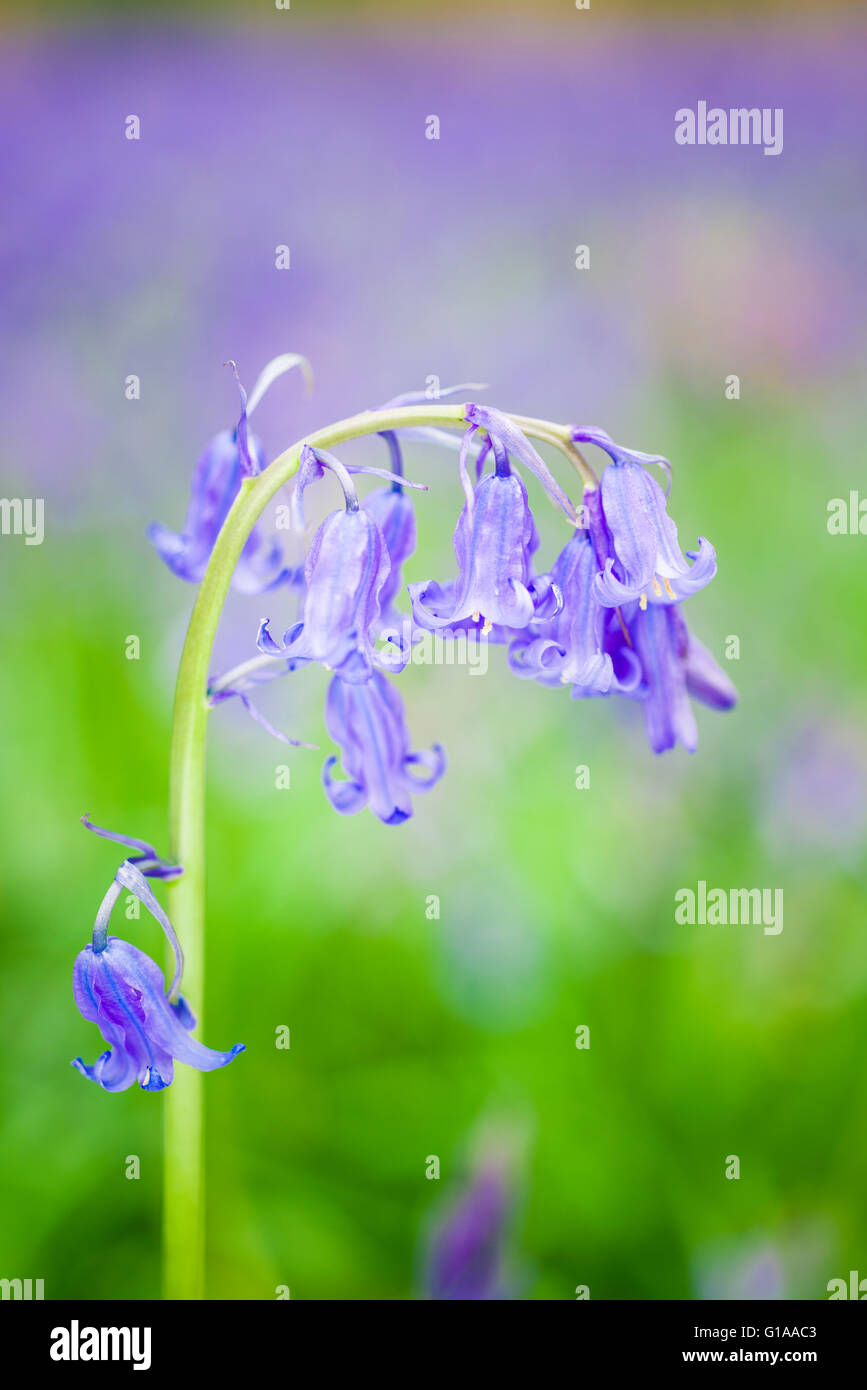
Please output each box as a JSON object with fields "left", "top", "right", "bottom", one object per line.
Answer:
{"left": 362, "top": 485, "right": 417, "bottom": 620}
{"left": 300, "top": 509, "right": 389, "bottom": 679}
{"left": 410, "top": 472, "right": 536, "bottom": 631}
{"left": 322, "top": 672, "right": 445, "bottom": 824}
{"left": 81, "top": 816, "right": 158, "bottom": 862}
{"left": 685, "top": 634, "right": 738, "bottom": 710}
{"left": 73, "top": 938, "right": 244, "bottom": 1092}
{"left": 464, "top": 404, "right": 579, "bottom": 522}
{"left": 210, "top": 688, "right": 318, "bottom": 748}
{"left": 632, "top": 605, "right": 698, "bottom": 753}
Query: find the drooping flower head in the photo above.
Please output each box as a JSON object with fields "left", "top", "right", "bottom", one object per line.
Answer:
{"left": 409, "top": 405, "right": 575, "bottom": 635}
{"left": 257, "top": 444, "right": 427, "bottom": 682}
{"left": 72, "top": 820, "right": 244, "bottom": 1092}
{"left": 572, "top": 426, "right": 716, "bottom": 609}
{"left": 323, "top": 671, "right": 445, "bottom": 824}
{"left": 148, "top": 354, "right": 311, "bottom": 594}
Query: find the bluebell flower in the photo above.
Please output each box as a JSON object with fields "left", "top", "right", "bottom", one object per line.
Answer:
{"left": 426, "top": 1166, "right": 511, "bottom": 1301}
{"left": 408, "top": 453, "right": 549, "bottom": 637}
{"left": 72, "top": 824, "right": 244, "bottom": 1092}
{"left": 408, "top": 469, "right": 537, "bottom": 631}
{"left": 409, "top": 405, "right": 579, "bottom": 634}
{"left": 630, "top": 603, "right": 737, "bottom": 753}
{"left": 508, "top": 529, "right": 638, "bottom": 695}
{"left": 258, "top": 445, "right": 427, "bottom": 681}
{"left": 147, "top": 354, "right": 311, "bottom": 595}
{"left": 323, "top": 671, "right": 445, "bottom": 824}
{"left": 573, "top": 426, "right": 716, "bottom": 608}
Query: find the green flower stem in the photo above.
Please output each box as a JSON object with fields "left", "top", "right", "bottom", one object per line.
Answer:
{"left": 161, "top": 404, "right": 595, "bottom": 1300}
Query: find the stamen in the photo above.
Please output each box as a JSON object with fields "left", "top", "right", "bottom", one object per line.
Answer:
{"left": 651, "top": 576, "right": 663, "bottom": 597}
{"left": 481, "top": 617, "right": 493, "bottom": 637}
{"left": 663, "top": 577, "right": 676, "bottom": 598}
{"left": 615, "top": 606, "right": 634, "bottom": 648}
{"left": 639, "top": 592, "right": 648, "bottom": 611}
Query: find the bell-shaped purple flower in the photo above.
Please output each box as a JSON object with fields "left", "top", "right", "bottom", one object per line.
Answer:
{"left": 148, "top": 355, "right": 310, "bottom": 595}
{"left": 409, "top": 465, "right": 540, "bottom": 633}
{"left": 508, "top": 530, "right": 622, "bottom": 694}
{"left": 573, "top": 427, "right": 716, "bottom": 608}
{"left": 323, "top": 671, "right": 445, "bottom": 824}
{"left": 258, "top": 450, "right": 389, "bottom": 682}
{"left": 631, "top": 604, "right": 737, "bottom": 753}
{"left": 73, "top": 936, "right": 244, "bottom": 1093}
{"left": 410, "top": 406, "right": 580, "bottom": 634}
{"left": 259, "top": 445, "right": 429, "bottom": 681}
{"left": 72, "top": 837, "right": 244, "bottom": 1092}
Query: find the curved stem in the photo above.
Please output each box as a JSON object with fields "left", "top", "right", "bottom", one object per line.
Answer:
{"left": 161, "top": 403, "right": 594, "bottom": 1300}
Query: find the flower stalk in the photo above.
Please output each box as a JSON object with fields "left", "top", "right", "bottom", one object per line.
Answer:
{"left": 161, "top": 402, "right": 587, "bottom": 1299}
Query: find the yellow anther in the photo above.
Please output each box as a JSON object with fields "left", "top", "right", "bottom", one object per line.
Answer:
{"left": 663, "top": 577, "right": 675, "bottom": 598}
{"left": 481, "top": 617, "right": 493, "bottom": 636}
{"left": 639, "top": 592, "right": 648, "bottom": 611}
{"left": 651, "top": 576, "right": 663, "bottom": 597}
{"left": 472, "top": 610, "right": 480, "bottom": 622}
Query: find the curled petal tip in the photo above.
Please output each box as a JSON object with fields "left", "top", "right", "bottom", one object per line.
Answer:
{"left": 247, "top": 353, "right": 314, "bottom": 412}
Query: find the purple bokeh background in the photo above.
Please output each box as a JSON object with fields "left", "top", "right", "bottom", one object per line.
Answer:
{"left": 3, "top": 21, "right": 865, "bottom": 517}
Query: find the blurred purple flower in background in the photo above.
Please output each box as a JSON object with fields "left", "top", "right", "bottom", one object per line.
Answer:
{"left": 760, "top": 713, "right": 867, "bottom": 865}
{"left": 694, "top": 1223, "right": 834, "bottom": 1301}
{"left": 697, "top": 1240, "right": 785, "bottom": 1301}
{"left": 423, "top": 1113, "right": 528, "bottom": 1300}
{"left": 426, "top": 1166, "right": 512, "bottom": 1300}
